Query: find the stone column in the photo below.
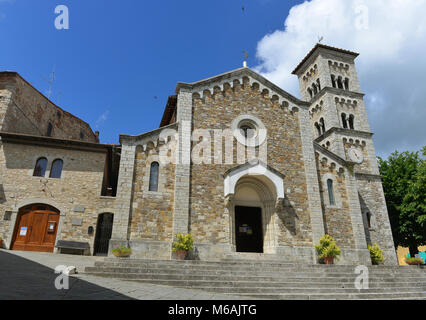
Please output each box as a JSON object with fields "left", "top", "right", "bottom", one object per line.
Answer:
{"left": 172, "top": 89, "right": 193, "bottom": 236}
{"left": 110, "top": 143, "right": 136, "bottom": 250}
{"left": 345, "top": 169, "right": 371, "bottom": 265}
{"left": 297, "top": 107, "right": 325, "bottom": 256}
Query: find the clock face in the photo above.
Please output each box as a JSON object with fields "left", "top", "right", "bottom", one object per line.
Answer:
{"left": 348, "top": 148, "right": 364, "bottom": 164}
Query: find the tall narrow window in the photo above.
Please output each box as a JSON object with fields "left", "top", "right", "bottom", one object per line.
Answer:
{"left": 312, "top": 83, "right": 318, "bottom": 95}
{"left": 315, "top": 123, "right": 321, "bottom": 137}
{"left": 316, "top": 79, "right": 321, "bottom": 91}
{"left": 50, "top": 159, "right": 64, "bottom": 179}
{"left": 337, "top": 77, "right": 344, "bottom": 89}
{"left": 349, "top": 115, "right": 355, "bottom": 130}
{"left": 341, "top": 113, "right": 348, "bottom": 129}
{"left": 33, "top": 157, "right": 48, "bottom": 177}
{"left": 344, "top": 78, "right": 350, "bottom": 90}
{"left": 149, "top": 162, "right": 159, "bottom": 192}
{"left": 327, "top": 179, "right": 335, "bottom": 206}
{"left": 331, "top": 75, "right": 336, "bottom": 88}
{"left": 308, "top": 88, "right": 313, "bottom": 99}
{"left": 47, "top": 123, "right": 53, "bottom": 137}
{"left": 320, "top": 118, "right": 326, "bottom": 135}
{"left": 366, "top": 212, "right": 372, "bottom": 229}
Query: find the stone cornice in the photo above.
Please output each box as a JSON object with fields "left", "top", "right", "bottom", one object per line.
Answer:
{"left": 119, "top": 122, "right": 178, "bottom": 145}
{"left": 313, "top": 142, "right": 353, "bottom": 168}
{"left": 308, "top": 87, "right": 365, "bottom": 105}
{"left": 315, "top": 127, "right": 373, "bottom": 143}
{"left": 175, "top": 67, "right": 309, "bottom": 108}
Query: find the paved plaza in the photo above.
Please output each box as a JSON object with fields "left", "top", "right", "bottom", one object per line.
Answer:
{"left": 0, "top": 250, "right": 252, "bottom": 300}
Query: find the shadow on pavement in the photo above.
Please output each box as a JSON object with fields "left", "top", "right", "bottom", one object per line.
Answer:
{"left": 0, "top": 250, "right": 135, "bottom": 300}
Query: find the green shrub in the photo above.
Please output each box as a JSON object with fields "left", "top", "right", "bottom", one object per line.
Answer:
{"left": 368, "top": 243, "right": 385, "bottom": 265}
{"left": 405, "top": 257, "right": 424, "bottom": 265}
{"left": 172, "top": 233, "right": 194, "bottom": 252}
{"left": 314, "top": 234, "right": 341, "bottom": 260}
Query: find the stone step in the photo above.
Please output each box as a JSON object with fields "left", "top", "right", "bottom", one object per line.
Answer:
{"left": 93, "top": 262, "right": 426, "bottom": 276}
{"left": 232, "top": 292, "right": 426, "bottom": 300}
{"left": 84, "top": 271, "right": 426, "bottom": 287}
{"left": 189, "top": 286, "right": 426, "bottom": 295}
{"left": 86, "top": 266, "right": 426, "bottom": 280}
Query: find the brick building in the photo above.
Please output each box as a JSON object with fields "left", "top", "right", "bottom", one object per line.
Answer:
{"left": 0, "top": 44, "right": 398, "bottom": 265}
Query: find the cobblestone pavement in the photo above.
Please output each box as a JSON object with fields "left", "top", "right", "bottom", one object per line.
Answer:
{"left": 0, "top": 250, "right": 254, "bottom": 300}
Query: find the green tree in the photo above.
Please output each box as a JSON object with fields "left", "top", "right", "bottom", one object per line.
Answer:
{"left": 378, "top": 148, "right": 426, "bottom": 257}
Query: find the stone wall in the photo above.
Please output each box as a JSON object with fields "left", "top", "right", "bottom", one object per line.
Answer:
{"left": 0, "top": 141, "right": 116, "bottom": 254}
{"left": 190, "top": 78, "right": 313, "bottom": 250}
{"left": 0, "top": 72, "right": 97, "bottom": 142}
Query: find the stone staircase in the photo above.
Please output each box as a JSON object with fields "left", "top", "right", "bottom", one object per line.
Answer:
{"left": 84, "top": 257, "right": 426, "bottom": 300}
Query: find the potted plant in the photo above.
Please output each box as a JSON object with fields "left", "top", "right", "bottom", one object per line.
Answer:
{"left": 368, "top": 243, "right": 385, "bottom": 265}
{"left": 0, "top": 237, "right": 3, "bottom": 248}
{"left": 315, "top": 234, "right": 341, "bottom": 264}
{"left": 405, "top": 257, "right": 424, "bottom": 266}
{"left": 172, "top": 233, "right": 194, "bottom": 260}
{"left": 112, "top": 246, "right": 132, "bottom": 258}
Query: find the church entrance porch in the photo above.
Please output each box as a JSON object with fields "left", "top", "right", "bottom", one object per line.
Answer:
{"left": 235, "top": 206, "right": 263, "bottom": 253}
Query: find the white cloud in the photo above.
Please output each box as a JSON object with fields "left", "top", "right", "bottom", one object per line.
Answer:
{"left": 255, "top": 0, "right": 426, "bottom": 157}
{"left": 95, "top": 110, "right": 110, "bottom": 129}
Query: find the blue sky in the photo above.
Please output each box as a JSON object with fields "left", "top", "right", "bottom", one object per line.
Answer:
{"left": 1, "top": 0, "right": 425, "bottom": 157}
{"left": 0, "top": 0, "right": 303, "bottom": 144}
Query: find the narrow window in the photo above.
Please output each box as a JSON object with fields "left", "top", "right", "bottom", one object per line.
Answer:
{"left": 47, "top": 123, "right": 53, "bottom": 137}
{"left": 312, "top": 83, "right": 318, "bottom": 95}
{"left": 344, "top": 78, "right": 350, "bottom": 90}
{"left": 33, "top": 157, "right": 48, "bottom": 177}
{"left": 308, "top": 88, "right": 313, "bottom": 99}
{"left": 337, "top": 77, "right": 344, "bottom": 89}
{"left": 320, "top": 118, "right": 326, "bottom": 135}
{"left": 149, "top": 162, "right": 159, "bottom": 192}
{"left": 341, "top": 113, "right": 348, "bottom": 129}
{"left": 317, "top": 79, "right": 321, "bottom": 91}
{"left": 349, "top": 114, "right": 355, "bottom": 130}
{"left": 366, "top": 212, "right": 372, "bottom": 229}
{"left": 331, "top": 75, "right": 336, "bottom": 88}
{"left": 327, "top": 179, "right": 335, "bottom": 206}
{"left": 315, "top": 123, "right": 321, "bottom": 137}
{"left": 49, "top": 159, "right": 64, "bottom": 179}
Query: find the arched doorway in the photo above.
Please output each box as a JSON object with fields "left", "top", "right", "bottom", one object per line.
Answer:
{"left": 94, "top": 213, "right": 114, "bottom": 256}
{"left": 230, "top": 176, "right": 278, "bottom": 254}
{"left": 11, "top": 204, "right": 60, "bottom": 253}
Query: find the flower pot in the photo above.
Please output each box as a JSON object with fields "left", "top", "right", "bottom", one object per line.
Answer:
{"left": 112, "top": 251, "right": 131, "bottom": 258}
{"left": 0, "top": 240, "right": 3, "bottom": 249}
{"left": 324, "top": 257, "right": 334, "bottom": 265}
{"left": 175, "top": 250, "right": 187, "bottom": 260}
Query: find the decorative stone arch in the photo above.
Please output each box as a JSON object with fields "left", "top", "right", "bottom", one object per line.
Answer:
{"left": 224, "top": 161, "right": 285, "bottom": 254}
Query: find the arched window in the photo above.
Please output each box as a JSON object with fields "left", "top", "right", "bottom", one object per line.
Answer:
{"left": 337, "top": 77, "right": 344, "bottom": 89}
{"left": 341, "top": 113, "right": 348, "bottom": 129}
{"left": 308, "top": 88, "right": 313, "bottom": 99}
{"left": 331, "top": 75, "right": 336, "bottom": 88}
{"left": 49, "top": 159, "right": 64, "bottom": 179}
{"left": 319, "top": 118, "right": 326, "bottom": 135}
{"left": 349, "top": 114, "right": 355, "bottom": 130}
{"left": 344, "top": 78, "right": 350, "bottom": 90}
{"left": 47, "top": 123, "right": 53, "bottom": 137}
{"left": 312, "top": 83, "right": 318, "bottom": 95}
{"left": 316, "top": 79, "right": 321, "bottom": 91}
{"left": 149, "top": 162, "right": 159, "bottom": 192}
{"left": 327, "top": 179, "right": 335, "bottom": 206}
{"left": 315, "top": 123, "right": 322, "bottom": 137}
{"left": 33, "top": 157, "right": 48, "bottom": 177}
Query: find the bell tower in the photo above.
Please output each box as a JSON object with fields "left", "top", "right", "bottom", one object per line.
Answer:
{"left": 292, "top": 44, "right": 398, "bottom": 265}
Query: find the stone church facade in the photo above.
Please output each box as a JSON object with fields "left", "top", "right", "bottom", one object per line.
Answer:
{"left": 0, "top": 44, "right": 398, "bottom": 265}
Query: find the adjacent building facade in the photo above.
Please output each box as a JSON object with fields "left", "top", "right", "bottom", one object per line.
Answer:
{"left": 0, "top": 44, "right": 398, "bottom": 265}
